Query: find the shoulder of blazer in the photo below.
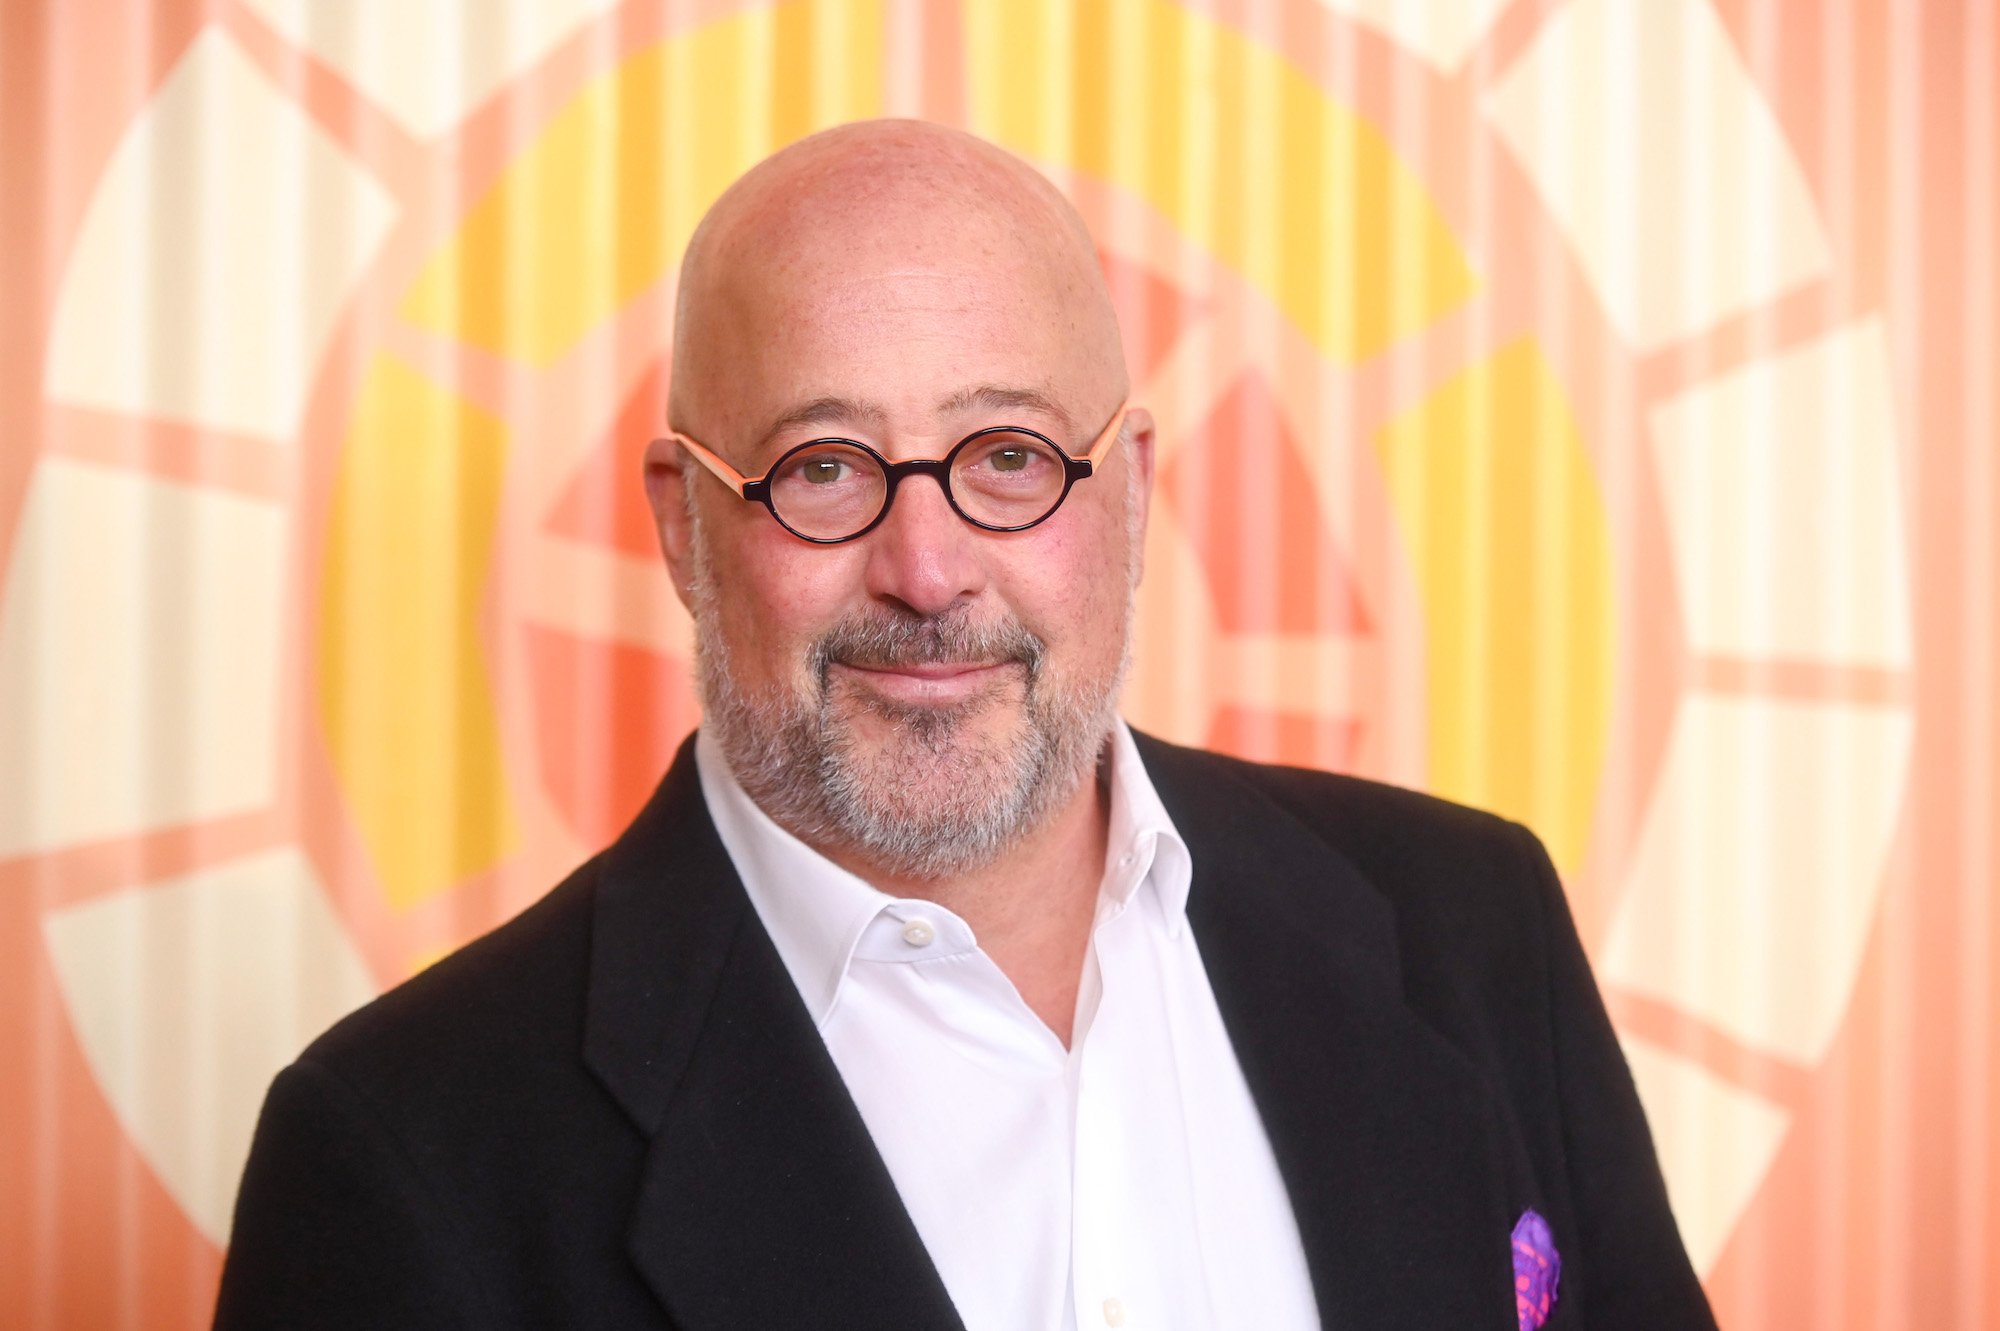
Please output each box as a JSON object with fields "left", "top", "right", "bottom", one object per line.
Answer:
{"left": 286, "top": 733, "right": 733, "bottom": 1134}
{"left": 287, "top": 850, "right": 608, "bottom": 1113}
{"left": 1132, "top": 717, "right": 1506, "bottom": 828}
{"left": 1129, "top": 727, "right": 1563, "bottom": 1016}
{"left": 1133, "top": 727, "right": 1550, "bottom": 898}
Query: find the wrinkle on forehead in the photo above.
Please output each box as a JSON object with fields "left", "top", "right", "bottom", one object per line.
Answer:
{"left": 670, "top": 119, "right": 1126, "bottom": 433}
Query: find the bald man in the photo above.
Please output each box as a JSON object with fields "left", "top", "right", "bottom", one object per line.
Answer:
{"left": 216, "top": 122, "right": 1714, "bottom": 1331}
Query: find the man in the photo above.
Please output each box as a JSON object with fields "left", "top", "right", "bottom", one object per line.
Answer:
{"left": 215, "top": 120, "right": 1714, "bottom": 1330}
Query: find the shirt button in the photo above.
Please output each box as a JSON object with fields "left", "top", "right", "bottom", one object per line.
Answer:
{"left": 900, "top": 918, "right": 936, "bottom": 947}
{"left": 1102, "top": 1297, "right": 1126, "bottom": 1327}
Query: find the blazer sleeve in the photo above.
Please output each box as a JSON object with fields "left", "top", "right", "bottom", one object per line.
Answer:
{"left": 213, "top": 1058, "right": 490, "bottom": 1330}
{"left": 1511, "top": 821, "right": 1719, "bottom": 1330}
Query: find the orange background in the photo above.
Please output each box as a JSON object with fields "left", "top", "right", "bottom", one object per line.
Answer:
{"left": 2, "top": 1, "right": 1997, "bottom": 1327}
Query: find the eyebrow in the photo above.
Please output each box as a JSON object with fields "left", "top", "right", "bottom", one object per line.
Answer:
{"left": 933, "top": 384, "right": 1075, "bottom": 433}
{"left": 760, "top": 395, "right": 889, "bottom": 443}
{"left": 753, "top": 384, "right": 1077, "bottom": 458}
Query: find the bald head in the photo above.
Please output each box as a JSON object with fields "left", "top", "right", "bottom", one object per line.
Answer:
{"left": 668, "top": 120, "right": 1128, "bottom": 447}
{"left": 648, "top": 123, "right": 1154, "bottom": 887}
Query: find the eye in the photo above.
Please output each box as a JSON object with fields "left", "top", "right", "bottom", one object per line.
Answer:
{"left": 799, "top": 456, "right": 848, "bottom": 484}
{"left": 961, "top": 433, "right": 1057, "bottom": 480}
{"left": 774, "top": 446, "right": 873, "bottom": 490}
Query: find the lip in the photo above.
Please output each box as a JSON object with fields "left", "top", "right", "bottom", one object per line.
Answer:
{"left": 843, "top": 660, "right": 1003, "bottom": 680}
{"left": 830, "top": 659, "right": 1021, "bottom": 704}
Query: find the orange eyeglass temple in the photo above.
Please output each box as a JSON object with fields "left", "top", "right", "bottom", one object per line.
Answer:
{"left": 668, "top": 402, "right": 1131, "bottom": 495}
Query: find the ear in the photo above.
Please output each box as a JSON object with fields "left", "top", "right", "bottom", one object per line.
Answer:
{"left": 1120, "top": 405, "right": 1156, "bottom": 586}
{"left": 643, "top": 435, "right": 698, "bottom": 612}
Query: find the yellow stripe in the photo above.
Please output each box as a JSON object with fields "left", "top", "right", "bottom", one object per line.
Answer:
{"left": 1373, "top": 340, "right": 1614, "bottom": 875}
{"left": 316, "top": 356, "right": 518, "bottom": 909}
{"left": 964, "top": 0, "right": 1477, "bottom": 362}
{"left": 399, "top": 0, "right": 885, "bottom": 364}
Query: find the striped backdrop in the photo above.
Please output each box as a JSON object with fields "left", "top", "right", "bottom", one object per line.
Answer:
{"left": 2, "top": 1, "right": 1995, "bottom": 1326}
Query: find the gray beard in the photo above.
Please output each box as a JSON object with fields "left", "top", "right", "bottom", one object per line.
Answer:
{"left": 686, "top": 528, "right": 1128, "bottom": 882}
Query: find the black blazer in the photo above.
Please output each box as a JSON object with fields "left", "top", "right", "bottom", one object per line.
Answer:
{"left": 214, "top": 731, "right": 1715, "bottom": 1329}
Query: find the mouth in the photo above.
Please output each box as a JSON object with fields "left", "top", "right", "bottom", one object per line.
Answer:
{"left": 828, "top": 658, "right": 1023, "bottom": 707}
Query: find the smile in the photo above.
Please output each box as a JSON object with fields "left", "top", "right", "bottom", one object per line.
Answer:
{"left": 829, "top": 659, "right": 1024, "bottom": 707}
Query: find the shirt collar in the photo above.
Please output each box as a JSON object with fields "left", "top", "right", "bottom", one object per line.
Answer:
{"left": 1100, "top": 719, "right": 1194, "bottom": 934}
{"left": 695, "top": 719, "right": 1194, "bottom": 1027}
{"left": 696, "top": 729, "right": 890, "bottom": 1026}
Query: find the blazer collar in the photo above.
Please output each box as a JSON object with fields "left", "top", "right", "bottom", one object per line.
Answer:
{"left": 583, "top": 736, "right": 964, "bottom": 1330}
{"left": 1133, "top": 730, "right": 1521, "bottom": 1328}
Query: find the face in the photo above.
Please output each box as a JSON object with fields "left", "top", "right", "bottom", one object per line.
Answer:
{"left": 652, "top": 204, "right": 1153, "bottom": 879}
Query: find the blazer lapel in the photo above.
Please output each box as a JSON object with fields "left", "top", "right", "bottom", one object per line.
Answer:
{"left": 583, "top": 740, "right": 963, "bottom": 1330}
{"left": 1136, "top": 733, "right": 1521, "bottom": 1329}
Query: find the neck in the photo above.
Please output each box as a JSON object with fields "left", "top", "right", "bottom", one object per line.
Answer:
{"left": 816, "top": 743, "right": 1115, "bottom": 1047}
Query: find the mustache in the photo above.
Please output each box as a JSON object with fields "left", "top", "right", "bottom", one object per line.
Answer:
{"left": 810, "top": 608, "right": 1045, "bottom": 678}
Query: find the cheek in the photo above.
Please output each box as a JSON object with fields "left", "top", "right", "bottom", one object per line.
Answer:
{"left": 1003, "top": 502, "right": 1133, "bottom": 659}
{"left": 709, "top": 519, "right": 866, "bottom": 676}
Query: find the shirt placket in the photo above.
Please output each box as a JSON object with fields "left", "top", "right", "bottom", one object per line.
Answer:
{"left": 1070, "top": 893, "right": 1143, "bottom": 1331}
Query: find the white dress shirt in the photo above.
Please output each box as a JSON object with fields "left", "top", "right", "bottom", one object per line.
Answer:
{"left": 696, "top": 722, "right": 1320, "bottom": 1331}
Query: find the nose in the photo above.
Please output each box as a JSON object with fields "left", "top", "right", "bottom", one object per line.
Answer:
{"left": 861, "top": 469, "right": 987, "bottom": 616}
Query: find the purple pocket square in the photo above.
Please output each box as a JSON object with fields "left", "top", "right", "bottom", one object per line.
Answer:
{"left": 1511, "top": 1209, "right": 1561, "bottom": 1330}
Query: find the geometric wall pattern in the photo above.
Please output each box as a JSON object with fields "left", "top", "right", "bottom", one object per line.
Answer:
{"left": 41, "top": 849, "right": 378, "bottom": 1246}
{"left": 0, "top": 460, "right": 288, "bottom": 858}
{"left": 4, "top": 2, "right": 1995, "bottom": 1328}
{"left": 1485, "top": 0, "right": 1833, "bottom": 351}
{"left": 43, "top": 31, "right": 397, "bottom": 441}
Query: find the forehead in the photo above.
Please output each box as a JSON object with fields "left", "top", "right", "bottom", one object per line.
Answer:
{"left": 676, "top": 151, "right": 1117, "bottom": 431}
{"left": 714, "top": 247, "right": 1096, "bottom": 436}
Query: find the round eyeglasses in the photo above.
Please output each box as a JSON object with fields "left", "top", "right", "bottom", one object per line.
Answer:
{"left": 664, "top": 403, "right": 1129, "bottom": 544}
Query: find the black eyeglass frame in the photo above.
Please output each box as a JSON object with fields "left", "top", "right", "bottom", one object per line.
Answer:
{"left": 664, "top": 403, "right": 1130, "bottom": 545}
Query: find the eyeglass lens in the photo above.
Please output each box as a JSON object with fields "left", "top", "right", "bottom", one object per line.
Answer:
{"left": 768, "top": 430, "right": 1070, "bottom": 540}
